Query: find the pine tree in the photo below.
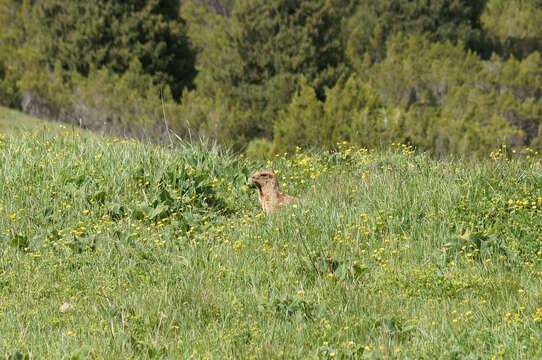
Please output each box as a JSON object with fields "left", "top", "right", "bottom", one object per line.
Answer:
{"left": 32, "top": 0, "right": 196, "bottom": 99}
{"left": 0, "top": 0, "right": 33, "bottom": 107}
{"left": 272, "top": 76, "right": 324, "bottom": 153}
{"left": 181, "top": 0, "right": 348, "bottom": 146}
{"left": 344, "top": 0, "right": 489, "bottom": 66}
{"left": 481, "top": 0, "right": 542, "bottom": 58}
{"left": 323, "top": 75, "right": 386, "bottom": 148}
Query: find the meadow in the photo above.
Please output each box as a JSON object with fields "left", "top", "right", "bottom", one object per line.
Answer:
{"left": 1, "top": 107, "right": 541, "bottom": 359}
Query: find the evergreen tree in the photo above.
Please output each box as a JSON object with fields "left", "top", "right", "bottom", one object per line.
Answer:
{"left": 345, "top": 0, "right": 489, "bottom": 66}
{"left": 439, "top": 86, "right": 523, "bottom": 155}
{"left": 322, "top": 75, "right": 386, "bottom": 148}
{"left": 272, "top": 76, "right": 324, "bottom": 153}
{"left": 180, "top": 0, "right": 235, "bottom": 16}
{"left": 0, "top": 0, "right": 33, "bottom": 107}
{"left": 181, "top": 0, "right": 348, "bottom": 145}
{"left": 32, "top": 0, "right": 196, "bottom": 99}
{"left": 481, "top": 0, "right": 542, "bottom": 58}
{"left": 369, "top": 34, "right": 481, "bottom": 109}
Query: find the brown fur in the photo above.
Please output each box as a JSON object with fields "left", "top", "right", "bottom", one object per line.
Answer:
{"left": 251, "top": 169, "right": 295, "bottom": 213}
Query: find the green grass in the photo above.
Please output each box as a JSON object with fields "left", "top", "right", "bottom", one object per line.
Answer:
{"left": 0, "top": 106, "right": 72, "bottom": 135}
{"left": 1, "top": 109, "right": 542, "bottom": 359}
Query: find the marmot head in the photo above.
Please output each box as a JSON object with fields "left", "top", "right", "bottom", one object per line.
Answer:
{"left": 250, "top": 169, "right": 277, "bottom": 190}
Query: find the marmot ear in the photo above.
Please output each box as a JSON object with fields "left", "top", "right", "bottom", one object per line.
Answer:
{"left": 266, "top": 168, "right": 275, "bottom": 174}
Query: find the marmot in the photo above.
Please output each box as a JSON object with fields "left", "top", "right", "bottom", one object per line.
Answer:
{"left": 251, "top": 169, "right": 295, "bottom": 213}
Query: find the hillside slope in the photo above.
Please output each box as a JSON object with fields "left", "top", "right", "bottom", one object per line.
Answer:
{"left": 1, "top": 110, "right": 542, "bottom": 358}
{"left": 0, "top": 106, "right": 68, "bottom": 135}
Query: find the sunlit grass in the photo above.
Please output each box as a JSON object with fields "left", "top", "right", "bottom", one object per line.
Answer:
{"left": 1, "top": 110, "right": 542, "bottom": 358}
{"left": 0, "top": 106, "right": 78, "bottom": 135}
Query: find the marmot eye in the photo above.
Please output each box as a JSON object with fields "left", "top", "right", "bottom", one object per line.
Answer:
{"left": 261, "top": 174, "right": 268, "bottom": 177}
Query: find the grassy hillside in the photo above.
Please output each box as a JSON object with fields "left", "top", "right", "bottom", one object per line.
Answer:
{"left": 1, "top": 110, "right": 542, "bottom": 359}
{"left": 0, "top": 107, "right": 68, "bottom": 135}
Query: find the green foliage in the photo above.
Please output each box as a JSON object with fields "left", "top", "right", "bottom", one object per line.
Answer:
{"left": 181, "top": 0, "right": 348, "bottom": 145}
{"left": 360, "top": 35, "right": 542, "bottom": 157}
{"left": 322, "top": 75, "right": 387, "bottom": 148}
{"left": 0, "top": 51, "right": 19, "bottom": 108}
{"left": 481, "top": 0, "right": 542, "bottom": 58}
{"left": 68, "top": 60, "right": 176, "bottom": 139}
{"left": 272, "top": 76, "right": 323, "bottom": 153}
{"left": 0, "top": 0, "right": 31, "bottom": 108}
{"left": 182, "top": 0, "right": 235, "bottom": 16}
{"left": 0, "top": 0, "right": 198, "bottom": 142}
{"left": 273, "top": 75, "right": 389, "bottom": 152}
{"left": 369, "top": 34, "right": 481, "bottom": 108}
{"left": 269, "top": 34, "right": 542, "bottom": 158}
{"left": 32, "top": 0, "right": 196, "bottom": 99}
{"left": 0, "top": 60, "right": 17, "bottom": 108}
{"left": 438, "top": 86, "right": 523, "bottom": 156}
{"left": 13, "top": 57, "right": 185, "bottom": 140}
{"left": 344, "top": 0, "right": 489, "bottom": 64}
